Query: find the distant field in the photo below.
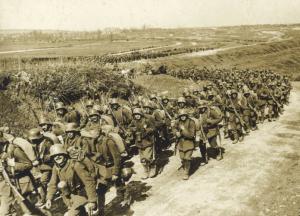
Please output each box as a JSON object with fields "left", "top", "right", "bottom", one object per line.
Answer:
{"left": 1, "top": 24, "right": 300, "bottom": 79}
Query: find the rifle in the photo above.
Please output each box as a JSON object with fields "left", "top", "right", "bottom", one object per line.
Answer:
{"left": 108, "top": 106, "right": 128, "bottom": 136}
{"left": 1, "top": 161, "right": 32, "bottom": 214}
{"left": 264, "top": 86, "right": 281, "bottom": 110}
{"left": 158, "top": 100, "right": 172, "bottom": 120}
{"left": 199, "top": 114, "right": 208, "bottom": 144}
{"left": 228, "top": 96, "right": 247, "bottom": 130}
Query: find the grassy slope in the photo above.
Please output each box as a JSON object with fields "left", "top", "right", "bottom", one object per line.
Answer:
{"left": 146, "top": 38, "right": 300, "bottom": 79}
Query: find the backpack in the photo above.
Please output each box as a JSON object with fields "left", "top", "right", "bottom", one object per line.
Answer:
{"left": 190, "top": 117, "right": 200, "bottom": 131}
{"left": 108, "top": 132, "right": 126, "bottom": 154}
{"left": 11, "top": 137, "right": 37, "bottom": 162}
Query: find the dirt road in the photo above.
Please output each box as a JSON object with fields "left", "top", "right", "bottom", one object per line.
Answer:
{"left": 105, "top": 83, "right": 300, "bottom": 216}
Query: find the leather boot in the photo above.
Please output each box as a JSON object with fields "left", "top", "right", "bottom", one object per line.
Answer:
{"left": 141, "top": 164, "right": 149, "bottom": 180}
{"left": 149, "top": 163, "right": 157, "bottom": 178}
{"left": 183, "top": 160, "right": 190, "bottom": 180}
{"left": 216, "top": 147, "right": 223, "bottom": 161}
{"left": 199, "top": 143, "right": 208, "bottom": 165}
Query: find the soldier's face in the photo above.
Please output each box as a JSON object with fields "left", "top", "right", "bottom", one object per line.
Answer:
{"left": 151, "top": 98, "right": 157, "bottom": 103}
{"left": 57, "top": 109, "right": 66, "bottom": 116}
{"left": 178, "top": 103, "right": 185, "bottom": 108}
{"left": 180, "top": 115, "right": 187, "bottom": 121}
{"left": 41, "top": 124, "right": 51, "bottom": 132}
{"left": 90, "top": 115, "right": 99, "bottom": 123}
{"left": 111, "top": 104, "right": 119, "bottom": 110}
{"left": 54, "top": 155, "right": 67, "bottom": 167}
{"left": 67, "top": 131, "right": 76, "bottom": 139}
{"left": 244, "top": 93, "right": 250, "bottom": 98}
{"left": 199, "top": 107, "right": 207, "bottom": 114}
{"left": 134, "top": 114, "right": 142, "bottom": 120}
{"left": 144, "top": 107, "right": 151, "bottom": 114}
{"left": 162, "top": 99, "right": 169, "bottom": 104}
{"left": 231, "top": 93, "right": 237, "bottom": 99}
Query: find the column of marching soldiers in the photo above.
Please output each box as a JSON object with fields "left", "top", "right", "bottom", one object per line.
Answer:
{"left": 0, "top": 69, "right": 292, "bottom": 216}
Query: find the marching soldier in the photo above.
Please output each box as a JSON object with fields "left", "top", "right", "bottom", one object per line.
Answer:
{"left": 173, "top": 109, "right": 196, "bottom": 180}
{"left": 225, "top": 90, "right": 244, "bottom": 144}
{"left": 196, "top": 101, "right": 223, "bottom": 163}
{"left": 27, "top": 128, "right": 54, "bottom": 207}
{"left": 45, "top": 144, "right": 97, "bottom": 216}
{"left": 91, "top": 125, "right": 131, "bottom": 214}
{"left": 0, "top": 131, "right": 33, "bottom": 215}
{"left": 109, "top": 98, "right": 132, "bottom": 138}
{"left": 129, "top": 108, "right": 156, "bottom": 179}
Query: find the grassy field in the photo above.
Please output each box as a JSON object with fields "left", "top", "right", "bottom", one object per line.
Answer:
{"left": 1, "top": 24, "right": 300, "bottom": 79}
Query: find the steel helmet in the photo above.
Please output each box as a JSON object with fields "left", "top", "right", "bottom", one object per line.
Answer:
{"left": 55, "top": 102, "right": 67, "bottom": 111}
{"left": 177, "top": 97, "right": 186, "bottom": 104}
{"left": 149, "top": 94, "right": 157, "bottom": 100}
{"left": 133, "top": 108, "right": 143, "bottom": 116}
{"left": 207, "top": 91, "right": 215, "bottom": 97}
{"left": 64, "top": 123, "right": 80, "bottom": 133}
{"left": 28, "top": 128, "right": 43, "bottom": 141}
{"left": 88, "top": 109, "right": 100, "bottom": 117}
{"left": 177, "top": 109, "right": 189, "bottom": 118}
{"left": 39, "top": 116, "right": 52, "bottom": 126}
{"left": 161, "top": 95, "right": 169, "bottom": 101}
{"left": 109, "top": 98, "right": 119, "bottom": 105}
{"left": 198, "top": 100, "right": 208, "bottom": 108}
{"left": 121, "top": 167, "right": 133, "bottom": 181}
{"left": 86, "top": 100, "right": 94, "bottom": 108}
{"left": 231, "top": 90, "right": 238, "bottom": 96}
{"left": 50, "top": 144, "right": 68, "bottom": 158}
{"left": 143, "top": 101, "right": 154, "bottom": 109}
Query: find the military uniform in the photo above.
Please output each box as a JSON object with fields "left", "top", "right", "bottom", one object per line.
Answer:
{"left": 129, "top": 108, "right": 156, "bottom": 179}
{"left": 47, "top": 159, "right": 97, "bottom": 215}
{"left": 196, "top": 101, "right": 223, "bottom": 162}
{"left": 173, "top": 109, "right": 196, "bottom": 180}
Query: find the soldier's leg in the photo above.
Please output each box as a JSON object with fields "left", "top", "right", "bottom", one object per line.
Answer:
{"left": 146, "top": 146, "right": 156, "bottom": 178}
{"left": 139, "top": 148, "right": 151, "bottom": 179}
{"left": 0, "top": 189, "right": 14, "bottom": 216}
{"left": 97, "top": 184, "right": 108, "bottom": 216}
{"left": 208, "top": 136, "right": 222, "bottom": 161}
{"left": 36, "top": 171, "right": 51, "bottom": 207}
{"left": 199, "top": 140, "right": 208, "bottom": 164}
{"left": 182, "top": 150, "right": 193, "bottom": 180}
{"left": 243, "top": 114, "right": 251, "bottom": 134}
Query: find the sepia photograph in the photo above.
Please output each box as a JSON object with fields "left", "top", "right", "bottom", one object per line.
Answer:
{"left": 0, "top": 0, "right": 299, "bottom": 215}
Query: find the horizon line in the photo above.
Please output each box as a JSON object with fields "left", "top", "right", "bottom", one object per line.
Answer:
{"left": 1, "top": 22, "right": 300, "bottom": 32}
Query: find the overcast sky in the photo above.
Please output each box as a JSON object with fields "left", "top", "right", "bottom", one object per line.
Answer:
{"left": 1, "top": 0, "right": 300, "bottom": 30}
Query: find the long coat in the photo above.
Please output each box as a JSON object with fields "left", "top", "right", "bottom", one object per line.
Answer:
{"left": 129, "top": 115, "right": 155, "bottom": 149}
{"left": 46, "top": 159, "right": 97, "bottom": 205}
{"left": 173, "top": 118, "right": 196, "bottom": 152}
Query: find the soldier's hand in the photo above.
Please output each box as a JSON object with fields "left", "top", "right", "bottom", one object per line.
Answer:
{"left": 32, "top": 160, "right": 40, "bottom": 167}
{"left": 7, "top": 158, "right": 15, "bottom": 167}
{"left": 176, "top": 131, "right": 181, "bottom": 138}
{"left": 111, "top": 175, "right": 118, "bottom": 181}
{"left": 45, "top": 199, "right": 51, "bottom": 209}
{"left": 179, "top": 125, "right": 185, "bottom": 131}
{"left": 85, "top": 202, "right": 96, "bottom": 212}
